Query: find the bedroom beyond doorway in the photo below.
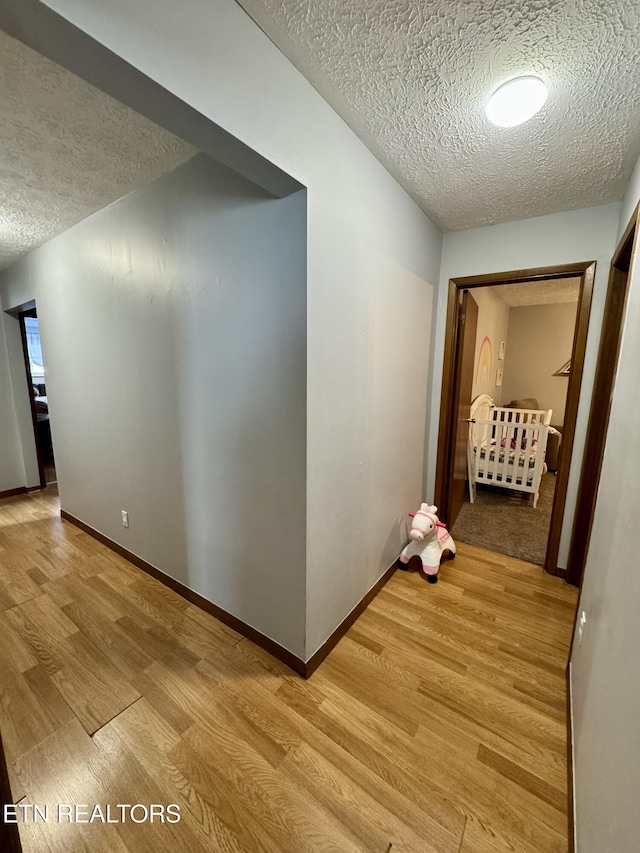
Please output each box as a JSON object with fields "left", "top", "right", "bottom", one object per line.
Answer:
{"left": 444, "top": 277, "right": 580, "bottom": 567}
{"left": 451, "top": 472, "right": 556, "bottom": 565}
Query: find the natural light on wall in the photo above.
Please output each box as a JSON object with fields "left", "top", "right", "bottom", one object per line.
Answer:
{"left": 486, "top": 76, "right": 548, "bottom": 127}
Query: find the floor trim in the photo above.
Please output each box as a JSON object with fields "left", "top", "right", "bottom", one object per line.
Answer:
{"left": 60, "top": 509, "right": 397, "bottom": 678}
{"left": 305, "top": 562, "right": 398, "bottom": 678}
{"left": 0, "top": 486, "right": 43, "bottom": 498}
{"left": 567, "top": 661, "right": 576, "bottom": 853}
{"left": 60, "top": 510, "right": 399, "bottom": 679}
{"left": 60, "top": 510, "right": 307, "bottom": 677}
{"left": 0, "top": 487, "right": 27, "bottom": 500}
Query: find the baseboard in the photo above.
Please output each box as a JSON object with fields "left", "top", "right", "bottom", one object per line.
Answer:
{"left": 567, "top": 661, "right": 576, "bottom": 852}
{"left": 304, "top": 561, "right": 398, "bottom": 678}
{"left": 0, "top": 486, "right": 27, "bottom": 500}
{"left": 60, "top": 510, "right": 398, "bottom": 679}
{"left": 60, "top": 510, "right": 306, "bottom": 677}
{"left": 0, "top": 486, "right": 43, "bottom": 499}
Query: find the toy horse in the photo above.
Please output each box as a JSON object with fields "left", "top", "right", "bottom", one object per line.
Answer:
{"left": 398, "top": 503, "right": 456, "bottom": 583}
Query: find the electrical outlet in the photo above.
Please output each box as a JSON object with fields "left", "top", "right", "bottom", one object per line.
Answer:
{"left": 577, "top": 610, "right": 587, "bottom": 647}
{"left": 121, "top": 510, "right": 129, "bottom": 528}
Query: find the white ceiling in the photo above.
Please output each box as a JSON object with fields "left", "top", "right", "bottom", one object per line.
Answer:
{"left": 237, "top": 0, "right": 640, "bottom": 232}
{"left": 0, "top": 31, "right": 197, "bottom": 271}
{"left": 492, "top": 277, "right": 581, "bottom": 307}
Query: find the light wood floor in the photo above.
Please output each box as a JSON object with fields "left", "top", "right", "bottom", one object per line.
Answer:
{"left": 0, "top": 488, "right": 578, "bottom": 852}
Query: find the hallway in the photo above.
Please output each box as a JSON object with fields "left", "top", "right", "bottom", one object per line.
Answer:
{"left": 0, "top": 489, "right": 577, "bottom": 852}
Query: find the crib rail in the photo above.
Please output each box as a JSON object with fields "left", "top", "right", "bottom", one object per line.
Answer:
{"left": 468, "top": 418, "right": 550, "bottom": 507}
{"left": 491, "top": 406, "right": 552, "bottom": 427}
{"left": 468, "top": 405, "right": 551, "bottom": 449}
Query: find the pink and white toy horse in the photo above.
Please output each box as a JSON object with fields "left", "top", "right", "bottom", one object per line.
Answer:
{"left": 398, "top": 504, "right": 456, "bottom": 584}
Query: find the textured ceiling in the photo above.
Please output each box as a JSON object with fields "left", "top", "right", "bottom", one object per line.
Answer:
{"left": 492, "top": 277, "right": 581, "bottom": 307}
{"left": 237, "top": 0, "right": 640, "bottom": 231}
{"left": 0, "top": 31, "right": 197, "bottom": 271}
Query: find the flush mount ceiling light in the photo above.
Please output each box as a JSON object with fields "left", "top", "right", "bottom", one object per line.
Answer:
{"left": 486, "top": 76, "right": 548, "bottom": 128}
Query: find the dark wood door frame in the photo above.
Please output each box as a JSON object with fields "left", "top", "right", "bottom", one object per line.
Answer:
{"left": 566, "top": 205, "right": 639, "bottom": 587}
{"left": 17, "top": 308, "right": 46, "bottom": 490}
{"left": 448, "top": 290, "right": 479, "bottom": 528}
{"left": 434, "top": 261, "right": 596, "bottom": 576}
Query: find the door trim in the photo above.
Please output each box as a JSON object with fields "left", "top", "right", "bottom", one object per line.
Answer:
{"left": 566, "top": 205, "right": 639, "bottom": 587}
{"left": 434, "top": 261, "right": 596, "bottom": 576}
{"left": 18, "top": 309, "right": 47, "bottom": 490}
{"left": 446, "top": 289, "right": 479, "bottom": 527}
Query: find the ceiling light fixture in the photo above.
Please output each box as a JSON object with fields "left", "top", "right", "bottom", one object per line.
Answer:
{"left": 486, "top": 76, "right": 548, "bottom": 128}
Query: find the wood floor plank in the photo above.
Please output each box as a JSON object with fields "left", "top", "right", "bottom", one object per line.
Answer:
{"left": 13, "top": 718, "right": 129, "bottom": 853}
{"left": 0, "top": 487, "right": 577, "bottom": 852}
{"left": 93, "top": 699, "right": 249, "bottom": 853}
{"left": 0, "top": 657, "right": 73, "bottom": 760}
{"left": 0, "top": 611, "right": 39, "bottom": 673}
{"left": 151, "top": 654, "right": 295, "bottom": 769}
{"left": 460, "top": 812, "right": 565, "bottom": 853}
{"left": 6, "top": 593, "right": 141, "bottom": 735}
{"left": 6, "top": 592, "right": 80, "bottom": 642}
{"left": 89, "top": 723, "right": 211, "bottom": 853}
{"left": 62, "top": 602, "right": 155, "bottom": 680}
{"left": 477, "top": 743, "right": 566, "bottom": 812}
{"left": 278, "top": 740, "right": 433, "bottom": 853}
{"left": 181, "top": 721, "right": 368, "bottom": 853}
{"left": 274, "top": 678, "right": 466, "bottom": 847}
{"left": 169, "top": 734, "right": 286, "bottom": 853}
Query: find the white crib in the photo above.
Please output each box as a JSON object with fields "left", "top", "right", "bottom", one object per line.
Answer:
{"left": 467, "top": 394, "right": 552, "bottom": 508}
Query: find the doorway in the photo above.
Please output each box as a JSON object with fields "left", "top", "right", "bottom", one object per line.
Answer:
{"left": 434, "top": 261, "right": 596, "bottom": 576}
{"left": 566, "top": 205, "right": 639, "bottom": 586}
{"left": 18, "top": 307, "right": 56, "bottom": 488}
{"left": 450, "top": 283, "right": 579, "bottom": 566}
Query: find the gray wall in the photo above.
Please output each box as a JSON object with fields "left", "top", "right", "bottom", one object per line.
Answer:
{"left": 40, "top": 0, "right": 442, "bottom": 663}
{"left": 502, "top": 301, "right": 578, "bottom": 426}
{"left": 0, "top": 153, "right": 308, "bottom": 657}
{"left": 570, "top": 158, "right": 640, "bottom": 852}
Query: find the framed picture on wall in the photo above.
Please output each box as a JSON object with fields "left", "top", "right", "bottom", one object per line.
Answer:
{"left": 496, "top": 368, "right": 503, "bottom": 386}
{"left": 498, "top": 340, "right": 506, "bottom": 360}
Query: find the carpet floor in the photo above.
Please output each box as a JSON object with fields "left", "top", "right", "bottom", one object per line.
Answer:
{"left": 450, "top": 472, "right": 556, "bottom": 566}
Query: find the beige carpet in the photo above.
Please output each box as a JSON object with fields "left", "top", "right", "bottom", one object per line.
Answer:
{"left": 450, "top": 473, "right": 556, "bottom": 565}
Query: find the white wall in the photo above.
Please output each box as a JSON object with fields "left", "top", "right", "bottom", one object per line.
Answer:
{"left": 17, "top": 0, "right": 442, "bottom": 659}
{"left": 501, "top": 302, "right": 578, "bottom": 425}
{"left": 428, "top": 203, "right": 620, "bottom": 569}
{"left": 1, "top": 153, "right": 309, "bottom": 657}
{"left": 570, "top": 171, "right": 640, "bottom": 850}
{"left": 470, "top": 287, "right": 510, "bottom": 403}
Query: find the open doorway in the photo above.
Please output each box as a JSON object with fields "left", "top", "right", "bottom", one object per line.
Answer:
{"left": 434, "top": 261, "right": 596, "bottom": 576}
{"left": 18, "top": 307, "right": 56, "bottom": 488}
{"left": 566, "top": 206, "right": 639, "bottom": 586}
{"left": 447, "top": 280, "right": 579, "bottom": 566}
